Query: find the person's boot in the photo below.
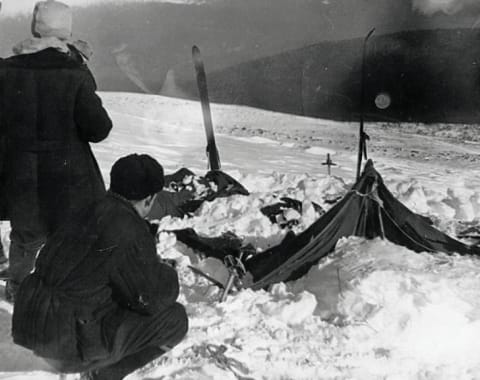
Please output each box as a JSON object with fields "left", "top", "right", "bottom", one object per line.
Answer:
{"left": 93, "top": 346, "right": 166, "bottom": 380}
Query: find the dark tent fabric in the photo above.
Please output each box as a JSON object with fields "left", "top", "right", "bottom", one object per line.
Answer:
{"left": 148, "top": 190, "right": 193, "bottom": 220}
{"left": 172, "top": 198, "right": 323, "bottom": 262}
{"left": 244, "top": 160, "right": 480, "bottom": 290}
{"left": 203, "top": 170, "right": 250, "bottom": 200}
{"left": 148, "top": 169, "right": 249, "bottom": 220}
{"left": 173, "top": 228, "right": 245, "bottom": 261}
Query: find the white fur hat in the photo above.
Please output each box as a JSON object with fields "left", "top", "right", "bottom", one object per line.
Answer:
{"left": 32, "top": 0, "right": 72, "bottom": 40}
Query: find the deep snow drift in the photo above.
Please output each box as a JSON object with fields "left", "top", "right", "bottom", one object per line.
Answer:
{"left": 1, "top": 92, "right": 480, "bottom": 379}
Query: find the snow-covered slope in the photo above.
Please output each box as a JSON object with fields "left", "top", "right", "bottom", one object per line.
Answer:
{"left": 1, "top": 92, "right": 480, "bottom": 379}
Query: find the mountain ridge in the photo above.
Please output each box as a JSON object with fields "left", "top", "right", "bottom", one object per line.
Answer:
{"left": 166, "top": 28, "right": 480, "bottom": 124}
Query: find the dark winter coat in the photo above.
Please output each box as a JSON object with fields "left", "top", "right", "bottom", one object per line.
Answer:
{"left": 0, "top": 58, "right": 6, "bottom": 221}
{"left": 12, "top": 192, "right": 180, "bottom": 362}
{"left": 0, "top": 48, "right": 112, "bottom": 228}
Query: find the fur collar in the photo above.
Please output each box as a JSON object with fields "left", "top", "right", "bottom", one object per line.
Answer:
{"left": 12, "top": 37, "right": 92, "bottom": 62}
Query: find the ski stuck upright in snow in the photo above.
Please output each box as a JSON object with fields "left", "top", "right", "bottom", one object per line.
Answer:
{"left": 356, "top": 27, "right": 375, "bottom": 181}
{"left": 192, "top": 45, "right": 221, "bottom": 171}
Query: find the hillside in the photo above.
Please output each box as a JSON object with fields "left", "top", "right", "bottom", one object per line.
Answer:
{"left": 168, "top": 28, "right": 480, "bottom": 124}
{"left": 1, "top": 0, "right": 478, "bottom": 98}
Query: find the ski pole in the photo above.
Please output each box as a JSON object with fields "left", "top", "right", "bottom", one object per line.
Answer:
{"left": 356, "top": 27, "right": 375, "bottom": 180}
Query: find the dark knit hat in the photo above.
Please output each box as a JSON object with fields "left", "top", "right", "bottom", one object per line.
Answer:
{"left": 110, "top": 154, "right": 164, "bottom": 200}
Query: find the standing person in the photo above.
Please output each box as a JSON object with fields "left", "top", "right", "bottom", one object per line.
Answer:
{"left": 0, "top": 0, "right": 112, "bottom": 300}
{"left": 0, "top": 0, "right": 10, "bottom": 276}
{"left": 12, "top": 154, "right": 188, "bottom": 380}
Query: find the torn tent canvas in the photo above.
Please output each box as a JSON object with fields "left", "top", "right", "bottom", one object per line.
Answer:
{"left": 173, "top": 228, "right": 245, "bottom": 262}
{"left": 244, "top": 160, "right": 480, "bottom": 290}
{"left": 147, "top": 168, "right": 249, "bottom": 220}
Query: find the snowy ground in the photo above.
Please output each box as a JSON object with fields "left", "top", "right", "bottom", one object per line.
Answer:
{"left": 2, "top": 92, "right": 480, "bottom": 379}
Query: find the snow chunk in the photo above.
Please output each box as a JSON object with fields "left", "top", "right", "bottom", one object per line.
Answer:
{"left": 259, "top": 283, "right": 317, "bottom": 325}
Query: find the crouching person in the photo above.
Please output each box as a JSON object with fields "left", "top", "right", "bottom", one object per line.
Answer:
{"left": 11, "top": 154, "right": 188, "bottom": 380}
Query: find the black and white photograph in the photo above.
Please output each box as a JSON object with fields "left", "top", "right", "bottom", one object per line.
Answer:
{"left": 1, "top": 0, "right": 480, "bottom": 379}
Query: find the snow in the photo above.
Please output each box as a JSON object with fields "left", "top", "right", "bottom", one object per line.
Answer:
{"left": 304, "top": 146, "right": 336, "bottom": 156}
{"left": 2, "top": 92, "right": 480, "bottom": 379}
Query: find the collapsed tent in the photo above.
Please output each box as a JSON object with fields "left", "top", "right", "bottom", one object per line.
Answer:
{"left": 171, "top": 160, "right": 480, "bottom": 291}
{"left": 243, "top": 160, "right": 480, "bottom": 289}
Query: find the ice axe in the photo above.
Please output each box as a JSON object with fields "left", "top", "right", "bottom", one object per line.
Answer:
{"left": 219, "top": 252, "right": 246, "bottom": 302}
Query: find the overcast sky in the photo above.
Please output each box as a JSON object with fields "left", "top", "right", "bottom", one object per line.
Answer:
{"left": 2, "top": 0, "right": 480, "bottom": 21}
{"left": 2, "top": 0, "right": 480, "bottom": 16}
{"left": 2, "top": 0, "right": 94, "bottom": 15}
{"left": 0, "top": 0, "right": 202, "bottom": 16}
